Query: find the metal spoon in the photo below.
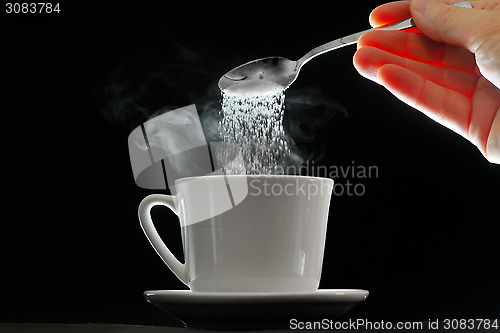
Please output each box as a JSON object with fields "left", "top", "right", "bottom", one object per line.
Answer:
{"left": 218, "top": 1, "right": 472, "bottom": 93}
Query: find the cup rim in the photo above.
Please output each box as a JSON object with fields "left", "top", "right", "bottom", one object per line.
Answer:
{"left": 174, "top": 174, "right": 334, "bottom": 185}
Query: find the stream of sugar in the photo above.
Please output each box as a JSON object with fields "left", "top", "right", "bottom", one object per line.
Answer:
{"left": 218, "top": 80, "right": 289, "bottom": 175}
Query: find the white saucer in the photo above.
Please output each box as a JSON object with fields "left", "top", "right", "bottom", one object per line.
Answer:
{"left": 144, "top": 289, "right": 369, "bottom": 330}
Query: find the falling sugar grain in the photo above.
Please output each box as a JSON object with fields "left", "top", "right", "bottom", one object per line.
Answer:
{"left": 219, "top": 80, "right": 290, "bottom": 175}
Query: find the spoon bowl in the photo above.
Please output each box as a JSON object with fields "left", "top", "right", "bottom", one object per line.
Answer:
{"left": 218, "top": 56, "right": 298, "bottom": 92}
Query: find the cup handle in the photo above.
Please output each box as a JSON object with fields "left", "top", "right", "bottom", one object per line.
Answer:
{"left": 138, "top": 194, "right": 188, "bottom": 285}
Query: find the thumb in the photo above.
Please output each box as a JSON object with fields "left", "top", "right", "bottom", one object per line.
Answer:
{"left": 410, "top": 0, "right": 499, "bottom": 52}
{"left": 411, "top": 0, "right": 500, "bottom": 88}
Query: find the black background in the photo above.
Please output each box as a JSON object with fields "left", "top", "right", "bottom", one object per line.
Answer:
{"left": 2, "top": 0, "right": 499, "bottom": 327}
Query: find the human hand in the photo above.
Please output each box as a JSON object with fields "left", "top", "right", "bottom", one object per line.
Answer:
{"left": 353, "top": 0, "right": 500, "bottom": 164}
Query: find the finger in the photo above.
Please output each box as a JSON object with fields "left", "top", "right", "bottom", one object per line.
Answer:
{"left": 469, "top": 77, "right": 500, "bottom": 157}
{"left": 477, "top": 0, "right": 500, "bottom": 11}
{"left": 369, "top": 1, "right": 411, "bottom": 27}
{"left": 410, "top": 0, "right": 500, "bottom": 52}
{"left": 486, "top": 112, "right": 500, "bottom": 164}
{"left": 354, "top": 46, "right": 477, "bottom": 96}
{"left": 452, "top": 0, "right": 500, "bottom": 10}
{"left": 411, "top": 0, "right": 500, "bottom": 88}
{"left": 358, "top": 30, "right": 477, "bottom": 72}
{"left": 377, "top": 64, "right": 472, "bottom": 139}
{"left": 369, "top": 0, "right": 500, "bottom": 28}
{"left": 366, "top": 0, "right": 499, "bottom": 28}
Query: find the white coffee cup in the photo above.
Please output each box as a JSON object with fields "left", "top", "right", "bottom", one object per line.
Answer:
{"left": 138, "top": 175, "right": 333, "bottom": 292}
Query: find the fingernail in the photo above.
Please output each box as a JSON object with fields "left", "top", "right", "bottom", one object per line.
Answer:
{"left": 411, "top": 0, "right": 436, "bottom": 14}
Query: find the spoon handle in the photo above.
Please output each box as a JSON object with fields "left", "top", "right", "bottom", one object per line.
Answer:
{"left": 296, "top": 1, "right": 472, "bottom": 69}
{"left": 296, "top": 18, "right": 413, "bottom": 69}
